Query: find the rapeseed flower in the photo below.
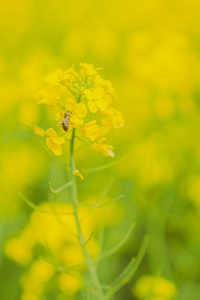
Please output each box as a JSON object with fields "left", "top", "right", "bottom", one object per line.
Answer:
{"left": 34, "top": 125, "right": 45, "bottom": 137}
{"left": 84, "top": 87, "right": 107, "bottom": 113}
{"left": 37, "top": 87, "right": 60, "bottom": 107}
{"left": 66, "top": 98, "right": 87, "bottom": 127}
{"left": 34, "top": 63, "right": 123, "bottom": 157}
{"left": 46, "top": 128, "right": 65, "bottom": 156}
{"left": 132, "top": 275, "right": 177, "bottom": 300}
{"left": 81, "top": 120, "right": 101, "bottom": 141}
{"left": 92, "top": 138, "right": 115, "bottom": 157}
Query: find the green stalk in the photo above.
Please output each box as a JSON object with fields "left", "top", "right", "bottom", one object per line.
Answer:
{"left": 69, "top": 128, "right": 105, "bottom": 300}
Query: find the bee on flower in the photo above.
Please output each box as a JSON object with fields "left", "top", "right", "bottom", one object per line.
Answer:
{"left": 34, "top": 63, "right": 124, "bottom": 157}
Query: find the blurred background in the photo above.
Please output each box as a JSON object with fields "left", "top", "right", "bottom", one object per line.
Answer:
{"left": 1, "top": 0, "right": 200, "bottom": 299}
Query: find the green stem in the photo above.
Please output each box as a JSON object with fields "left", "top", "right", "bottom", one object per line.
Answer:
{"left": 69, "top": 128, "right": 105, "bottom": 300}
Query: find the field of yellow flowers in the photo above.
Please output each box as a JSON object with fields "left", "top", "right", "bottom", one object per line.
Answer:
{"left": 1, "top": 0, "right": 200, "bottom": 299}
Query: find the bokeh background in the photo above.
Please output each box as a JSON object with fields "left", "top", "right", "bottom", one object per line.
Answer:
{"left": 1, "top": 0, "right": 200, "bottom": 299}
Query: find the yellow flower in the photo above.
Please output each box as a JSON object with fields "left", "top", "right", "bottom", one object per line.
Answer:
{"left": 92, "top": 138, "right": 115, "bottom": 157}
{"left": 46, "top": 128, "right": 65, "bottom": 156}
{"left": 4, "top": 237, "right": 32, "bottom": 266}
{"left": 66, "top": 98, "right": 87, "bottom": 128}
{"left": 45, "top": 69, "right": 64, "bottom": 88}
{"left": 73, "top": 169, "right": 84, "bottom": 180}
{"left": 80, "top": 63, "right": 99, "bottom": 76}
{"left": 82, "top": 120, "right": 101, "bottom": 141}
{"left": 94, "top": 74, "right": 116, "bottom": 97}
{"left": 132, "top": 275, "right": 177, "bottom": 300}
{"left": 58, "top": 273, "right": 83, "bottom": 295}
{"left": 34, "top": 125, "right": 45, "bottom": 137}
{"left": 102, "top": 107, "right": 124, "bottom": 128}
{"left": 37, "top": 87, "right": 60, "bottom": 107}
{"left": 84, "top": 87, "right": 110, "bottom": 113}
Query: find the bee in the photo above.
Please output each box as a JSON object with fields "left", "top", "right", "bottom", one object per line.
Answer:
{"left": 58, "top": 111, "right": 72, "bottom": 132}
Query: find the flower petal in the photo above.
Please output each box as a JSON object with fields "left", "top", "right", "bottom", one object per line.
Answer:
{"left": 52, "top": 136, "right": 65, "bottom": 145}
{"left": 66, "top": 98, "right": 77, "bottom": 111}
{"left": 76, "top": 103, "right": 87, "bottom": 118}
{"left": 46, "top": 128, "right": 58, "bottom": 138}
{"left": 88, "top": 101, "right": 97, "bottom": 113}
{"left": 104, "top": 94, "right": 112, "bottom": 105}
{"left": 34, "top": 125, "right": 45, "bottom": 137}
{"left": 93, "top": 87, "right": 105, "bottom": 100}
{"left": 84, "top": 89, "right": 93, "bottom": 100}
{"left": 46, "top": 138, "right": 63, "bottom": 156}
{"left": 96, "top": 100, "right": 107, "bottom": 111}
{"left": 70, "top": 115, "right": 84, "bottom": 128}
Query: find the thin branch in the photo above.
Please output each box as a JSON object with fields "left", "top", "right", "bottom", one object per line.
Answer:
{"left": 82, "top": 154, "right": 126, "bottom": 174}
{"left": 94, "top": 223, "right": 135, "bottom": 262}
{"left": 75, "top": 135, "right": 92, "bottom": 146}
{"left": 83, "top": 231, "right": 94, "bottom": 247}
{"left": 74, "top": 144, "right": 90, "bottom": 153}
{"left": 19, "top": 193, "right": 74, "bottom": 216}
{"left": 106, "top": 235, "right": 149, "bottom": 299}
{"left": 78, "top": 194, "right": 124, "bottom": 208}
{"left": 48, "top": 181, "right": 73, "bottom": 194}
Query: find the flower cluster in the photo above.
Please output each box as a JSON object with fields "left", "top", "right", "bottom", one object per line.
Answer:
{"left": 132, "top": 274, "right": 177, "bottom": 300}
{"left": 35, "top": 63, "right": 124, "bottom": 157}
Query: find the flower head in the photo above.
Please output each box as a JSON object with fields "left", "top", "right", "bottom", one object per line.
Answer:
{"left": 35, "top": 63, "right": 123, "bottom": 158}
{"left": 37, "top": 87, "right": 60, "bottom": 107}
{"left": 65, "top": 98, "right": 87, "bottom": 128}
{"left": 92, "top": 138, "right": 115, "bottom": 157}
{"left": 46, "top": 128, "right": 65, "bottom": 156}
{"left": 102, "top": 107, "right": 124, "bottom": 128}
{"left": 80, "top": 63, "right": 100, "bottom": 77}
{"left": 132, "top": 275, "right": 177, "bottom": 300}
{"left": 82, "top": 121, "right": 101, "bottom": 141}
{"left": 84, "top": 87, "right": 110, "bottom": 113}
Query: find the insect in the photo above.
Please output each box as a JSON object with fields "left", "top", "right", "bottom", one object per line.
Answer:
{"left": 58, "top": 111, "right": 72, "bottom": 132}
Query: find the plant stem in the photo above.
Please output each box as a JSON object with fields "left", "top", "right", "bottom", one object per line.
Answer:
{"left": 69, "top": 128, "right": 105, "bottom": 300}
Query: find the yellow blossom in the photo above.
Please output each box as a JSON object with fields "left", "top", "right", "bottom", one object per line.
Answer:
{"left": 37, "top": 87, "right": 60, "bottom": 107}
{"left": 4, "top": 237, "right": 32, "bottom": 266}
{"left": 73, "top": 169, "right": 84, "bottom": 180}
{"left": 46, "top": 128, "right": 65, "bottom": 156}
{"left": 82, "top": 120, "right": 101, "bottom": 141}
{"left": 45, "top": 69, "right": 64, "bottom": 88}
{"left": 34, "top": 125, "right": 45, "bottom": 137}
{"left": 94, "top": 74, "right": 116, "bottom": 97}
{"left": 66, "top": 98, "right": 87, "bottom": 128}
{"left": 84, "top": 87, "right": 110, "bottom": 113}
{"left": 132, "top": 275, "right": 177, "bottom": 300}
{"left": 92, "top": 138, "right": 115, "bottom": 157}
{"left": 102, "top": 107, "right": 124, "bottom": 128}
{"left": 80, "top": 63, "right": 99, "bottom": 76}
{"left": 58, "top": 273, "right": 83, "bottom": 295}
